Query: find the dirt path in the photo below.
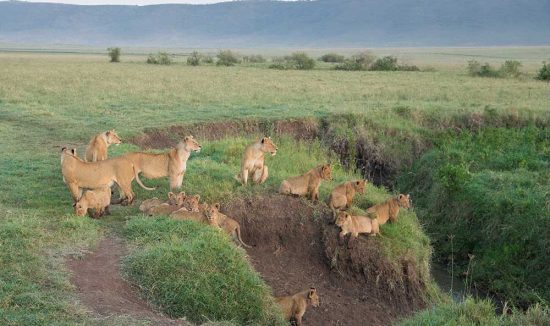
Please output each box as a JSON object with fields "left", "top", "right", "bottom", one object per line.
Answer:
{"left": 67, "top": 236, "right": 187, "bottom": 325}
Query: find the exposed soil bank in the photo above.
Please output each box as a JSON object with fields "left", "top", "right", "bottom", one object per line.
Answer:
{"left": 224, "top": 195, "right": 426, "bottom": 326}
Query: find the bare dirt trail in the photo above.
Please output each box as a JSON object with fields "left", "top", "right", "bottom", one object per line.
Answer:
{"left": 67, "top": 236, "right": 187, "bottom": 325}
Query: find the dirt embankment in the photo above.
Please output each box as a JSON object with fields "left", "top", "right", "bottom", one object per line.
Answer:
{"left": 224, "top": 195, "right": 426, "bottom": 326}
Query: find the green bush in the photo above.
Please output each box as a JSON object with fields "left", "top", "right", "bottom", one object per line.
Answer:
{"left": 500, "top": 60, "right": 522, "bottom": 77}
{"left": 203, "top": 55, "right": 214, "bottom": 64}
{"left": 187, "top": 51, "right": 202, "bottom": 66}
{"left": 216, "top": 50, "right": 241, "bottom": 66}
{"left": 537, "top": 61, "right": 550, "bottom": 81}
{"left": 319, "top": 53, "right": 345, "bottom": 63}
{"left": 147, "top": 52, "right": 172, "bottom": 65}
{"left": 242, "top": 54, "right": 266, "bottom": 63}
{"left": 107, "top": 47, "right": 121, "bottom": 63}
{"left": 371, "top": 56, "right": 399, "bottom": 71}
{"left": 268, "top": 53, "right": 315, "bottom": 70}
{"left": 334, "top": 52, "right": 376, "bottom": 71}
{"left": 467, "top": 60, "right": 523, "bottom": 78}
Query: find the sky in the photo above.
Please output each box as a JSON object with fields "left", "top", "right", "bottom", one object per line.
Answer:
{"left": 11, "top": 0, "right": 235, "bottom": 5}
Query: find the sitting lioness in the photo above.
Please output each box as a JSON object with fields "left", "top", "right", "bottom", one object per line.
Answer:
{"left": 205, "top": 203, "right": 252, "bottom": 248}
{"left": 275, "top": 288, "right": 319, "bottom": 326}
{"left": 73, "top": 187, "right": 111, "bottom": 219}
{"left": 146, "top": 192, "right": 187, "bottom": 216}
{"left": 279, "top": 164, "right": 333, "bottom": 201}
{"left": 366, "top": 194, "right": 411, "bottom": 225}
{"left": 121, "top": 136, "right": 201, "bottom": 190}
{"left": 61, "top": 147, "right": 150, "bottom": 205}
{"left": 85, "top": 129, "right": 122, "bottom": 162}
{"left": 139, "top": 191, "right": 184, "bottom": 212}
{"left": 235, "top": 137, "right": 277, "bottom": 185}
{"left": 327, "top": 179, "right": 367, "bottom": 217}
{"left": 335, "top": 211, "right": 380, "bottom": 240}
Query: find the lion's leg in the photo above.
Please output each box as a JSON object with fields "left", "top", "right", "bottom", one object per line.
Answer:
{"left": 170, "top": 173, "right": 184, "bottom": 191}
{"left": 67, "top": 183, "right": 81, "bottom": 202}
{"left": 310, "top": 186, "right": 319, "bottom": 202}
{"left": 259, "top": 165, "right": 269, "bottom": 183}
{"left": 241, "top": 167, "right": 249, "bottom": 185}
{"left": 117, "top": 182, "right": 134, "bottom": 206}
{"left": 252, "top": 166, "right": 265, "bottom": 184}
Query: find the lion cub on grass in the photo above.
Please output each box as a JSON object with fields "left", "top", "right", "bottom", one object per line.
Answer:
{"left": 235, "top": 137, "right": 278, "bottom": 185}
{"left": 335, "top": 211, "right": 380, "bottom": 240}
{"left": 279, "top": 164, "right": 332, "bottom": 201}
{"left": 205, "top": 203, "right": 252, "bottom": 248}
{"left": 85, "top": 129, "right": 122, "bottom": 162}
{"left": 139, "top": 191, "right": 184, "bottom": 212}
{"left": 327, "top": 179, "right": 367, "bottom": 217}
{"left": 73, "top": 187, "right": 111, "bottom": 219}
{"left": 146, "top": 192, "right": 187, "bottom": 216}
{"left": 366, "top": 194, "right": 411, "bottom": 225}
{"left": 276, "top": 288, "right": 319, "bottom": 326}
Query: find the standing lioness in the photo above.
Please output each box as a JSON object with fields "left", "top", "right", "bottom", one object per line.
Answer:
{"left": 327, "top": 179, "right": 367, "bottom": 217}
{"left": 275, "top": 288, "right": 319, "bottom": 326}
{"left": 366, "top": 194, "right": 411, "bottom": 225}
{"left": 121, "top": 136, "right": 201, "bottom": 190}
{"left": 235, "top": 137, "right": 278, "bottom": 185}
{"left": 279, "top": 164, "right": 332, "bottom": 201}
{"left": 85, "top": 129, "right": 121, "bottom": 162}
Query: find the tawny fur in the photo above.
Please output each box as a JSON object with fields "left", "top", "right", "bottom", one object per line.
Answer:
{"left": 235, "top": 137, "right": 277, "bottom": 185}
{"left": 205, "top": 203, "right": 251, "bottom": 248}
{"left": 145, "top": 192, "right": 187, "bottom": 216}
{"left": 366, "top": 194, "right": 411, "bottom": 225}
{"left": 279, "top": 164, "right": 333, "bottom": 201}
{"left": 335, "top": 211, "right": 380, "bottom": 239}
{"left": 84, "top": 129, "right": 121, "bottom": 162}
{"left": 327, "top": 180, "right": 367, "bottom": 217}
{"left": 74, "top": 187, "right": 111, "bottom": 219}
{"left": 275, "top": 288, "right": 319, "bottom": 326}
{"left": 170, "top": 205, "right": 208, "bottom": 223}
{"left": 139, "top": 191, "right": 185, "bottom": 212}
{"left": 121, "top": 136, "right": 201, "bottom": 191}
{"left": 181, "top": 194, "right": 201, "bottom": 212}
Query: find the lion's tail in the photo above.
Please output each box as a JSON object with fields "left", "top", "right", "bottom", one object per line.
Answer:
{"left": 237, "top": 227, "right": 252, "bottom": 248}
{"left": 133, "top": 166, "right": 156, "bottom": 191}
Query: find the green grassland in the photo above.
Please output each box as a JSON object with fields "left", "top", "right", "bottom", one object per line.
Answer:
{"left": 0, "top": 49, "right": 549, "bottom": 324}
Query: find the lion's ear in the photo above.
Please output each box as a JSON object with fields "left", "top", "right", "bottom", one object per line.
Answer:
{"left": 261, "top": 138, "right": 265, "bottom": 144}
{"left": 356, "top": 181, "right": 361, "bottom": 185}
{"left": 398, "top": 194, "right": 404, "bottom": 200}
{"left": 72, "top": 202, "right": 77, "bottom": 208}
{"left": 61, "top": 146, "right": 67, "bottom": 152}
{"left": 214, "top": 203, "right": 221, "bottom": 210}
{"left": 309, "top": 288, "right": 316, "bottom": 297}
{"left": 168, "top": 192, "right": 175, "bottom": 199}
{"left": 106, "top": 130, "right": 112, "bottom": 136}
{"left": 195, "top": 195, "right": 201, "bottom": 201}
{"left": 71, "top": 148, "right": 77, "bottom": 155}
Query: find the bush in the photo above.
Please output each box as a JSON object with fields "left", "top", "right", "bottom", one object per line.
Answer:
{"left": 319, "top": 53, "right": 345, "bottom": 63}
{"left": 268, "top": 53, "right": 315, "bottom": 70}
{"left": 335, "top": 52, "right": 377, "bottom": 71}
{"left": 467, "top": 60, "right": 523, "bottom": 78}
{"left": 537, "top": 61, "right": 550, "bottom": 81}
{"left": 371, "top": 56, "right": 399, "bottom": 71}
{"left": 203, "top": 55, "right": 214, "bottom": 64}
{"left": 500, "top": 60, "right": 522, "bottom": 78}
{"left": 216, "top": 50, "right": 241, "bottom": 66}
{"left": 147, "top": 52, "right": 172, "bottom": 65}
{"left": 187, "top": 51, "right": 202, "bottom": 66}
{"left": 107, "top": 47, "right": 121, "bottom": 63}
{"left": 242, "top": 54, "right": 266, "bottom": 63}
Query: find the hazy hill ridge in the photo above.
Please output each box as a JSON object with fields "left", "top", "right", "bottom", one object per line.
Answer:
{"left": 1, "top": 0, "right": 549, "bottom": 47}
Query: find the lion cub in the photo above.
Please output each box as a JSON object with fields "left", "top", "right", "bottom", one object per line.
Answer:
{"left": 275, "top": 288, "right": 319, "bottom": 326}
{"left": 85, "top": 129, "right": 121, "bottom": 162}
{"left": 327, "top": 179, "right": 367, "bottom": 217}
{"left": 73, "top": 187, "right": 111, "bottom": 219}
{"left": 235, "top": 137, "right": 278, "bottom": 185}
{"left": 146, "top": 192, "right": 187, "bottom": 216}
{"left": 366, "top": 194, "right": 411, "bottom": 225}
{"left": 170, "top": 203, "right": 207, "bottom": 223}
{"left": 205, "top": 203, "right": 252, "bottom": 248}
{"left": 182, "top": 194, "right": 201, "bottom": 212}
{"left": 279, "top": 164, "right": 332, "bottom": 201}
{"left": 139, "top": 191, "right": 184, "bottom": 212}
{"left": 335, "top": 211, "right": 380, "bottom": 240}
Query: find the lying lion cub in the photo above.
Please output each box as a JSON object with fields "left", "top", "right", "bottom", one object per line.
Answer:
{"left": 205, "top": 203, "right": 251, "bottom": 248}
{"left": 170, "top": 204, "right": 207, "bottom": 223}
{"left": 279, "top": 164, "right": 332, "bottom": 201}
{"left": 335, "top": 211, "right": 380, "bottom": 240}
{"left": 235, "top": 137, "right": 278, "bottom": 185}
{"left": 366, "top": 194, "right": 411, "bottom": 225}
{"left": 146, "top": 192, "right": 187, "bottom": 216}
{"left": 121, "top": 135, "right": 201, "bottom": 191}
{"left": 73, "top": 187, "right": 111, "bottom": 219}
{"left": 275, "top": 288, "right": 319, "bottom": 326}
{"left": 139, "top": 191, "right": 185, "bottom": 212}
{"left": 327, "top": 179, "right": 367, "bottom": 217}
{"left": 85, "top": 129, "right": 122, "bottom": 162}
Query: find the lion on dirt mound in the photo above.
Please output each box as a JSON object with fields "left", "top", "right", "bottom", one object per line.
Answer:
{"left": 279, "top": 164, "right": 332, "bottom": 201}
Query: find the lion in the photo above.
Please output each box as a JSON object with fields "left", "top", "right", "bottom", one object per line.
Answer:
{"left": 73, "top": 187, "right": 111, "bottom": 219}
{"left": 169, "top": 204, "right": 208, "bottom": 223}
{"left": 366, "top": 194, "right": 411, "bottom": 225}
{"left": 205, "top": 203, "right": 251, "bottom": 248}
{"left": 139, "top": 191, "right": 185, "bottom": 212}
{"left": 182, "top": 194, "right": 201, "bottom": 212}
{"left": 61, "top": 147, "right": 150, "bottom": 205}
{"left": 275, "top": 288, "right": 319, "bottom": 326}
{"left": 327, "top": 179, "right": 367, "bottom": 217}
{"left": 121, "top": 136, "right": 201, "bottom": 190}
{"left": 335, "top": 211, "right": 380, "bottom": 241}
{"left": 235, "top": 137, "right": 277, "bottom": 185}
{"left": 279, "top": 164, "right": 333, "bottom": 201}
{"left": 146, "top": 192, "right": 187, "bottom": 216}
{"left": 85, "top": 129, "right": 122, "bottom": 162}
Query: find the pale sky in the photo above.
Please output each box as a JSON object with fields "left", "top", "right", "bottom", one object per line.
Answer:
{"left": 12, "top": 0, "right": 236, "bottom": 5}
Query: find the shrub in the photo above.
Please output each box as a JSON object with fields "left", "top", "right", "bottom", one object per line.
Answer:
{"left": 370, "top": 56, "right": 399, "bottom": 71}
{"left": 147, "top": 52, "right": 172, "bottom": 65}
{"left": 500, "top": 60, "right": 522, "bottom": 78}
{"left": 537, "top": 61, "right": 550, "bottom": 81}
{"left": 467, "top": 60, "right": 523, "bottom": 78}
{"left": 242, "top": 54, "right": 266, "bottom": 63}
{"left": 216, "top": 50, "right": 241, "bottom": 66}
{"left": 287, "top": 52, "right": 316, "bottom": 70}
{"left": 335, "top": 52, "right": 377, "bottom": 71}
{"left": 187, "top": 51, "right": 202, "bottom": 66}
{"left": 203, "top": 55, "right": 214, "bottom": 64}
{"left": 107, "top": 47, "right": 121, "bottom": 63}
{"left": 319, "top": 53, "right": 345, "bottom": 63}
{"left": 467, "top": 60, "right": 482, "bottom": 76}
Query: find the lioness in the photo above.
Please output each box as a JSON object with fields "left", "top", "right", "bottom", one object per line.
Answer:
{"left": 279, "top": 164, "right": 333, "bottom": 201}
{"left": 235, "top": 137, "right": 277, "bottom": 185}
{"left": 146, "top": 192, "right": 187, "bottom": 216}
{"left": 335, "top": 211, "right": 380, "bottom": 240}
{"left": 205, "top": 203, "right": 251, "bottom": 248}
{"left": 121, "top": 136, "right": 201, "bottom": 190}
{"left": 327, "top": 179, "right": 367, "bottom": 217}
{"left": 73, "top": 187, "right": 111, "bottom": 219}
{"left": 366, "top": 194, "right": 411, "bottom": 225}
{"left": 61, "top": 147, "right": 150, "bottom": 205}
{"left": 139, "top": 191, "right": 184, "bottom": 212}
{"left": 275, "top": 288, "right": 319, "bottom": 326}
{"left": 85, "top": 129, "right": 122, "bottom": 162}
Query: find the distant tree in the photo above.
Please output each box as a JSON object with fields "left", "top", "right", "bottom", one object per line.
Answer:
{"left": 370, "top": 56, "right": 399, "bottom": 71}
{"left": 107, "top": 47, "right": 121, "bottom": 63}
{"left": 203, "top": 55, "right": 214, "bottom": 64}
{"left": 537, "top": 61, "right": 550, "bottom": 81}
{"left": 286, "top": 52, "right": 316, "bottom": 70}
{"left": 320, "top": 53, "right": 345, "bottom": 63}
{"left": 499, "top": 60, "right": 522, "bottom": 77}
{"left": 146, "top": 52, "right": 172, "bottom": 65}
{"left": 248, "top": 54, "right": 266, "bottom": 63}
{"left": 187, "top": 51, "right": 202, "bottom": 66}
{"left": 335, "top": 51, "right": 376, "bottom": 71}
{"left": 217, "top": 50, "right": 241, "bottom": 66}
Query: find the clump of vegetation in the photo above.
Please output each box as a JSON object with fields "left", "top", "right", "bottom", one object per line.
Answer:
{"left": 537, "top": 61, "right": 550, "bottom": 81}
{"left": 187, "top": 51, "right": 202, "bottom": 66}
{"left": 467, "top": 60, "right": 523, "bottom": 78}
{"left": 203, "top": 55, "right": 215, "bottom": 64}
{"left": 216, "top": 50, "right": 241, "bottom": 66}
{"left": 147, "top": 52, "right": 172, "bottom": 65}
{"left": 107, "top": 47, "right": 121, "bottom": 63}
{"left": 269, "top": 52, "right": 315, "bottom": 70}
{"left": 319, "top": 53, "right": 345, "bottom": 63}
{"left": 335, "top": 54, "right": 418, "bottom": 71}
{"left": 242, "top": 54, "right": 266, "bottom": 63}
{"left": 499, "top": 60, "right": 522, "bottom": 77}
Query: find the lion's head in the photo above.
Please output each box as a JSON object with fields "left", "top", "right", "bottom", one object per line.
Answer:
{"left": 105, "top": 129, "right": 122, "bottom": 146}
{"left": 319, "top": 164, "right": 332, "bottom": 181}
{"left": 353, "top": 179, "right": 367, "bottom": 194}
{"left": 183, "top": 194, "right": 200, "bottom": 212}
{"left": 308, "top": 288, "right": 320, "bottom": 307}
{"left": 167, "top": 191, "right": 186, "bottom": 206}
{"left": 181, "top": 135, "right": 202, "bottom": 152}
{"left": 260, "top": 137, "right": 278, "bottom": 156}
{"left": 73, "top": 201, "right": 88, "bottom": 216}
{"left": 335, "top": 211, "right": 351, "bottom": 227}
{"left": 397, "top": 194, "right": 411, "bottom": 208}
{"left": 205, "top": 203, "right": 221, "bottom": 223}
